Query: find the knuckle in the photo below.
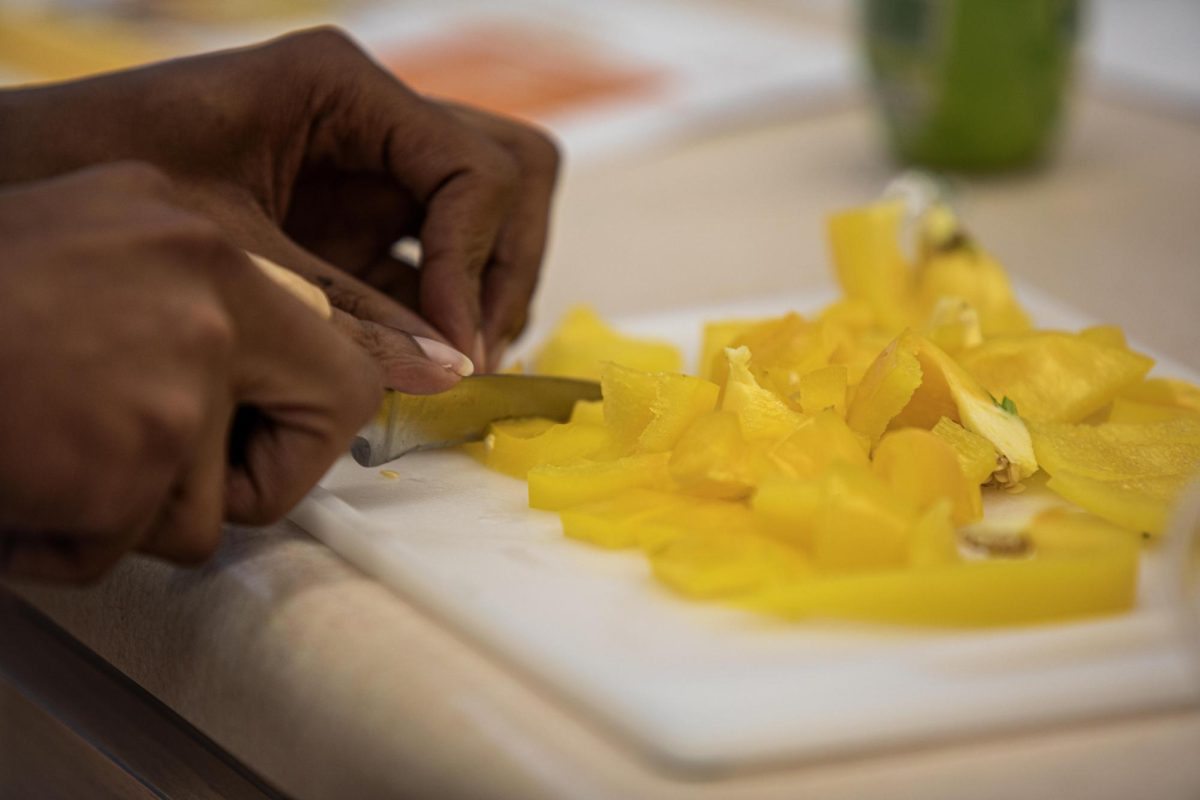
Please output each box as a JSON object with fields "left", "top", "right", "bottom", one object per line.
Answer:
{"left": 284, "top": 25, "right": 363, "bottom": 60}
{"left": 473, "top": 144, "right": 521, "bottom": 199}
{"left": 100, "top": 160, "right": 172, "bottom": 195}
{"left": 515, "top": 126, "right": 562, "bottom": 176}
{"left": 174, "top": 300, "right": 236, "bottom": 360}
{"left": 141, "top": 390, "right": 207, "bottom": 458}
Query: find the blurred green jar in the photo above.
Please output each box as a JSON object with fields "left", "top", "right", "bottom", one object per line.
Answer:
{"left": 863, "top": 0, "right": 1081, "bottom": 171}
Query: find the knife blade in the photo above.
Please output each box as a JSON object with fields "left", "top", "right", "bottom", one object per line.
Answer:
{"left": 350, "top": 374, "right": 602, "bottom": 467}
{"left": 244, "top": 253, "right": 599, "bottom": 468}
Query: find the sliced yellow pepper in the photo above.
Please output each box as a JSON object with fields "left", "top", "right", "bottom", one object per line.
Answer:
{"left": 873, "top": 428, "right": 980, "bottom": 525}
{"left": 528, "top": 453, "right": 672, "bottom": 511}
{"left": 601, "top": 363, "right": 720, "bottom": 454}
{"left": 535, "top": 306, "right": 682, "bottom": 380}
{"left": 746, "top": 509, "right": 1137, "bottom": 626}
{"left": 1030, "top": 418, "right": 1200, "bottom": 535}
{"left": 959, "top": 332, "right": 1153, "bottom": 423}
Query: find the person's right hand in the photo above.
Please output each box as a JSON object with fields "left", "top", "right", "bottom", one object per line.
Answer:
{"left": 0, "top": 162, "right": 382, "bottom": 582}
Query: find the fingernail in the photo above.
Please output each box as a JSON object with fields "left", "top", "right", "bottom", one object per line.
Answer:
{"left": 473, "top": 332, "right": 487, "bottom": 374}
{"left": 413, "top": 336, "right": 474, "bottom": 377}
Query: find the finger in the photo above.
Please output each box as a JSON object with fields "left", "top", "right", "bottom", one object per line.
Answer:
{"left": 271, "top": 32, "right": 519, "bottom": 367}
{"left": 0, "top": 533, "right": 127, "bottom": 584}
{"left": 229, "top": 225, "right": 471, "bottom": 388}
{"left": 440, "top": 104, "right": 561, "bottom": 364}
{"left": 215, "top": 206, "right": 446, "bottom": 343}
{"left": 331, "top": 309, "right": 471, "bottom": 391}
{"left": 415, "top": 151, "right": 515, "bottom": 370}
{"left": 135, "top": 391, "right": 230, "bottom": 565}
{"left": 219, "top": 262, "right": 385, "bottom": 525}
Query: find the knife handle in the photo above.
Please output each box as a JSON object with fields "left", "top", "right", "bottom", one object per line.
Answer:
{"left": 245, "top": 251, "right": 332, "bottom": 320}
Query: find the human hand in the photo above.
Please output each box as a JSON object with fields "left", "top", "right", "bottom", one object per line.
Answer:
{"left": 0, "top": 163, "right": 382, "bottom": 582}
{"left": 0, "top": 28, "right": 561, "bottom": 378}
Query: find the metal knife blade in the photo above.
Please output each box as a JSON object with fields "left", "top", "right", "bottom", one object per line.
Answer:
{"left": 351, "top": 375, "right": 602, "bottom": 467}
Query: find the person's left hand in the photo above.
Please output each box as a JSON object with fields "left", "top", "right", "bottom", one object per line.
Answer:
{"left": 0, "top": 27, "right": 561, "bottom": 377}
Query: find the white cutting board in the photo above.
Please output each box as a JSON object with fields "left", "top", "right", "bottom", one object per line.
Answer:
{"left": 289, "top": 286, "right": 1200, "bottom": 774}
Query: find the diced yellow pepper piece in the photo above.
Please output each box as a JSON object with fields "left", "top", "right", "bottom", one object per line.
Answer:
{"left": 534, "top": 306, "right": 682, "bottom": 380}
{"left": 559, "top": 489, "right": 691, "bottom": 550}
{"left": 569, "top": 399, "right": 606, "bottom": 426}
{"left": 652, "top": 525, "right": 811, "bottom": 598}
{"left": 1120, "top": 377, "right": 1200, "bottom": 414}
{"left": 765, "top": 409, "right": 870, "bottom": 481}
{"left": 484, "top": 421, "right": 611, "bottom": 479}
{"left": 719, "top": 346, "right": 806, "bottom": 441}
{"left": 747, "top": 508, "right": 1137, "bottom": 626}
{"left": 901, "top": 334, "right": 1038, "bottom": 482}
{"left": 827, "top": 199, "right": 916, "bottom": 332}
{"left": 753, "top": 464, "right": 915, "bottom": 572}
{"left": 1030, "top": 418, "right": 1200, "bottom": 535}
{"left": 528, "top": 453, "right": 672, "bottom": 511}
{"left": 1107, "top": 397, "right": 1199, "bottom": 424}
{"left": 810, "top": 464, "right": 916, "bottom": 572}
{"left": 931, "top": 417, "right": 1000, "bottom": 486}
{"left": 1079, "top": 324, "right": 1128, "bottom": 349}
{"left": 959, "top": 332, "right": 1153, "bottom": 423}
{"left": 668, "top": 411, "right": 757, "bottom": 500}
{"left": 845, "top": 332, "right": 924, "bottom": 445}
{"left": 915, "top": 204, "right": 1031, "bottom": 337}
{"left": 601, "top": 364, "right": 720, "bottom": 454}
{"left": 922, "top": 296, "right": 984, "bottom": 355}
{"left": 873, "top": 428, "right": 980, "bottom": 524}
{"left": 797, "top": 365, "right": 848, "bottom": 417}
{"left": 722, "top": 314, "right": 838, "bottom": 399}
{"left": 907, "top": 500, "right": 958, "bottom": 567}
{"left": 464, "top": 417, "right": 556, "bottom": 465}
{"left": 699, "top": 318, "right": 761, "bottom": 382}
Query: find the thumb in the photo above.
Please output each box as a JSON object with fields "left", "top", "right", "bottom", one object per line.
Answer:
{"left": 331, "top": 310, "right": 471, "bottom": 394}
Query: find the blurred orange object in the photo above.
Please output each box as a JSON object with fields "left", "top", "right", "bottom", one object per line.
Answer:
{"left": 381, "top": 25, "right": 663, "bottom": 123}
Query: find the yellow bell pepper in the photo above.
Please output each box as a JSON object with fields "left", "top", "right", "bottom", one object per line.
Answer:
{"left": 668, "top": 411, "right": 757, "bottom": 500}
{"left": 931, "top": 417, "right": 1000, "bottom": 486}
{"left": 765, "top": 409, "right": 870, "bottom": 481}
{"left": 845, "top": 332, "right": 924, "bottom": 445}
{"left": 873, "top": 428, "right": 980, "bottom": 525}
{"left": 601, "top": 363, "right": 720, "bottom": 454}
{"left": 651, "top": 525, "right": 812, "bottom": 598}
{"left": 1120, "top": 377, "right": 1200, "bottom": 414}
{"left": 746, "top": 508, "right": 1137, "bottom": 626}
{"left": 827, "top": 199, "right": 916, "bottom": 332}
{"left": 1107, "top": 397, "right": 1199, "bottom": 424}
{"left": 481, "top": 420, "right": 611, "bottom": 479}
{"left": 569, "top": 399, "right": 606, "bottom": 426}
{"left": 797, "top": 364, "right": 849, "bottom": 417}
{"left": 699, "top": 318, "right": 761, "bottom": 381}
{"left": 915, "top": 203, "right": 1031, "bottom": 337}
{"left": 959, "top": 332, "right": 1153, "bottom": 423}
{"left": 528, "top": 452, "right": 673, "bottom": 511}
{"left": 534, "top": 306, "right": 682, "bottom": 380}
{"left": 902, "top": 334, "right": 1038, "bottom": 482}
{"left": 1030, "top": 418, "right": 1200, "bottom": 535}
{"left": 719, "top": 346, "right": 806, "bottom": 441}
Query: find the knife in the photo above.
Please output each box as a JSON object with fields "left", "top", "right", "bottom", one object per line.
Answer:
{"left": 351, "top": 375, "right": 601, "bottom": 467}
{"left": 247, "top": 252, "right": 602, "bottom": 467}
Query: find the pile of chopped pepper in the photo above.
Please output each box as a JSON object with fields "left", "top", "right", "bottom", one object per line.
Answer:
{"left": 468, "top": 196, "right": 1200, "bottom": 627}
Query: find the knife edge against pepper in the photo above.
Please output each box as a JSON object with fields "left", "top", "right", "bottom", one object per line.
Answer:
{"left": 248, "top": 252, "right": 602, "bottom": 467}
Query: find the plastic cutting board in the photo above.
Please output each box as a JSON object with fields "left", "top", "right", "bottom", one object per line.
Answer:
{"left": 289, "top": 286, "right": 1200, "bottom": 773}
